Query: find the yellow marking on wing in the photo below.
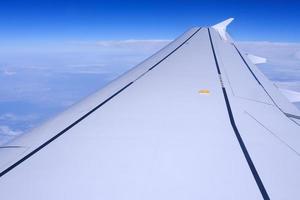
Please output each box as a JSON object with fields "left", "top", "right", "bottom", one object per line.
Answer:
{"left": 198, "top": 89, "right": 210, "bottom": 94}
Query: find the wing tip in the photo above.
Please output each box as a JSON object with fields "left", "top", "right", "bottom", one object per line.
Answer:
{"left": 212, "top": 18, "right": 234, "bottom": 28}
{"left": 212, "top": 18, "right": 234, "bottom": 41}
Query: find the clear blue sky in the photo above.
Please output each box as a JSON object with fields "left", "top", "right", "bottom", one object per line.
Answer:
{"left": 0, "top": 0, "right": 300, "bottom": 46}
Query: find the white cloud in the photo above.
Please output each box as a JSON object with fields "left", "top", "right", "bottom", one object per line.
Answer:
{"left": 237, "top": 41, "right": 300, "bottom": 67}
{"left": 278, "top": 88, "right": 300, "bottom": 103}
{"left": 0, "top": 113, "right": 38, "bottom": 122}
{"left": 68, "top": 39, "right": 171, "bottom": 55}
{"left": 96, "top": 39, "right": 171, "bottom": 54}
{"left": 95, "top": 39, "right": 170, "bottom": 48}
{"left": 275, "top": 81, "right": 300, "bottom": 91}
{"left": 238, "top": 41, "right": 300, "bottom": 104}
{"left": 0, "top": 125, "right": 23, "bottom": 136}
{"left": 63, "top": 64, "right": 109, "bottom": 74}
{"left": 1, "top": 69, "right": 16, "bottom": 76}
{"left": 69, "top": 39, "right": 170, "bottom": 47}
{"left": 0, "top": 125, "right": 23, "bottom": 145}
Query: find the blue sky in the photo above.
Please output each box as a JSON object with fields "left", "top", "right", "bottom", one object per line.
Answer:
{"left": 1, "top": 0, "right": 300, "bottom": 45}
{"left": 0, "top": 0, "right": 300, "bottom": 144}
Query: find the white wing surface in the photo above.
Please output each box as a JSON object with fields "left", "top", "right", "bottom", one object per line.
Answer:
{"left": 0, "top": 19, "right": 300, "bottom": 200}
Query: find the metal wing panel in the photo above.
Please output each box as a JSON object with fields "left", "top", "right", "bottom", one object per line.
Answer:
{"left": 234, "top": 108, "right": 300, "bottom": 200}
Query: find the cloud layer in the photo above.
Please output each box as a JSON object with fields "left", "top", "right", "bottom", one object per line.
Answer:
{"left": 238, "top": 41, "right": 300, "bottom": 105}
{"left": 237, "top": 41, "right": 300, "bottom": 82}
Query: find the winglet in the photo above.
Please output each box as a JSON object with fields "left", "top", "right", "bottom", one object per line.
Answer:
{"left": 212, "top": 18, "right": 234, "bottom": 41}
{"left": 246, "top": 54, "right": 267, "bottom": 64}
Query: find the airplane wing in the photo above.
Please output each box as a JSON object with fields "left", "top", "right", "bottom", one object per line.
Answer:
{"left": 0, "top": 19, "right": 300, "bottom": 200}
